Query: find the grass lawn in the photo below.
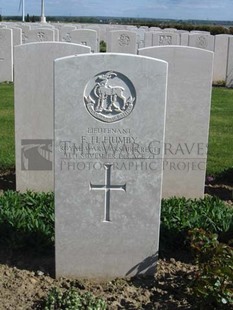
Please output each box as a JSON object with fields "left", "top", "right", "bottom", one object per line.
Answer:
{"left": 0, "top": 83, "right": 15, "bottom": 171}
{"left": 207, "top": 87, "right": 233, "bottom": 175}
{"left": 0, "top": 83, "right": 232, "bottom": 175}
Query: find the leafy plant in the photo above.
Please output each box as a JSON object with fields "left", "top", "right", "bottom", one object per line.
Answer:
{"left": 0, "top": 190, "right": 54, "bottom": 251}
{"left": 99, "top": 40, "right": 106, "bottom": 52}
{"left": 43, "top": 287, "right": 107, "bottom": 310}
{"left": 189, "top": 228, "right": 233, "bottom": 309}
{"left": 160, "top": 196, "right": 233, "bottom": 253}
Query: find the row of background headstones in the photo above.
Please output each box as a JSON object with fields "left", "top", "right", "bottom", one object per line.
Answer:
{"left": 0, "top": 22, "right": 233, "bottom": 85}
{"left": 14, "top": 41, "right": 213, "bottom": 200}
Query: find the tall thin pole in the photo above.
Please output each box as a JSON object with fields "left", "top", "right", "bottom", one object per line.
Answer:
{"left": 41, "top": 0, "right": 44, "bottom": 18}
{"left": 22, "top": 0, "right": 25, "bottom": 22}
{"left": 40, "top": 0, "right": 46, "bottom": 23}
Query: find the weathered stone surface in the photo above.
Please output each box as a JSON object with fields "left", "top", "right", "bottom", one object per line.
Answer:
{"left": 55, "top": 53, "right": 168, "bottom": 278}
{"left": 14, "top": 42, "right": 91, "bottom": 192}
{"left": 188, "top": 34, "right": 214, "bottom": 51}
{"left": 139, "top": 46, "right": 214, "bottom": 198}
{"left": 213, "top": 35, "right": 230, "bottom": 84}
{"left": 0, "top": 28, "right": 13, "bottom": 82}
{"left": 70, "top": 29, "right": 98, "bottom": 52}
{"left": 226, "top": 37, "right": 233, "bottom": 88}
{"left": 107, "top": 30, "right": 137, "bottom": 54}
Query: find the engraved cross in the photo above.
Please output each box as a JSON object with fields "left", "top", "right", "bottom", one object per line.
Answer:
{"left": 90, "top": 164, "right": 126, "bottom": 222}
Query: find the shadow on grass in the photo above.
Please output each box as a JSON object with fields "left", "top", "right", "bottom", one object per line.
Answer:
{"left": 206, "top": 167, "right": 233, "bottom": 186}
{"left": 0, "top": 170, "right": 16, "bottom": 191}
{"left": 205, "top": 184, "right": 233, "bottom": 201}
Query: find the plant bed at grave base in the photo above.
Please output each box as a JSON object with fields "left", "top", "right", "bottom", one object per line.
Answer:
{"left": 0, "top": 192, "right": 232, "bottom": 309}
{"left": 0, "top": 258, "right": 197, "bottom": 310}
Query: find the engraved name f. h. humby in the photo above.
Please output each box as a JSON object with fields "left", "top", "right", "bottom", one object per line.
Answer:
{"left": 90, "top": 164, "right": 126, "bottom": 222}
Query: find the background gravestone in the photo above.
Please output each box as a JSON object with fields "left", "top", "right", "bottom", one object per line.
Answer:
{"left": 70, "top": 29, "right": 98, "bottom": 52}
{"left": 26, "top": 28, "right": 55, "bottom": 43}
{"left": 188, "top": 33, "right": 214, "bottom": 51}
{"left": 213, "top": 35, "right": 230, "bottom": 84}
{"left": 107, "top": 30, "right": 137, "bottom": 54}
{"left": 0, "top": 28, "right": 13, "bottom": 82}
{"left": 180, "top": 31, "right": 189, "bottom": 46}
{"left": 226, "top": 37, "right": 233, "bottom": 88}
{"left": 14, "top": 42, "right": 91, "bottom": 192}
{"left": 55, "top": 53, "right": 168, "bottom": 278}
{"left": 59, "top": 26, "right": 76, "bottom": 42}
{"left": 152, "top": 32, "right": 180, "bottom": 46}
{"left": 139, "top": 46, "right": 214, "bottom": 198}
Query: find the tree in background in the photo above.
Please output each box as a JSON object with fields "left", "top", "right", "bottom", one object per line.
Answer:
{"left": 25, "top": 13, "right": 30, "bottom": 22}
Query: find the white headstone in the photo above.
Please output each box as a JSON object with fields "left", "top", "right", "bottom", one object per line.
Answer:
{"left": 80, "top": 24, "right": 100, "bottom": 44}
{"left": 136, "top": 28, "right": 145, "bottom": 49}
{"left": 152, "top": 32, "right": 180, "bottom": 46}
{"left": 213, "top": 35, "right": 230, "bottom": 84}
{"left": 180, "top": 32, "right": 189, "bottom": 46}
{"left": 226, "top": 37, "right": 233, "bottom": 88}
{"left": 139, "top": 46, "right": 214, "bottom": 198}
{"left": 188, "top": 34, "right": 214, "bottom": 51}
{"left": 70, "top": 29, "right": 98, "bottom": 53}
{"left": 26, "top": 28, "right": 55, "bottom": 43}
{"left": 59, "top": 26, "right": 76, "bottom": 42}
{"left": 17, "top": 24, "right": 31, "bottom": 44}
{"left": 55, "top": 53, "right": 168, "bottom": 278}
{"left": 14, "top": 42, "right": 91, "bottom": 192}
{"left": 0, "top": 28, "right": 13, "bottom": 82}
{"left": 107, "top": 30, "right": 137, "bottom": 54}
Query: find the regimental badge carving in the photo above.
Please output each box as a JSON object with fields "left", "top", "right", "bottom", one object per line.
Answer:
{"left": 84, "top": 71, "right": 136, "bottom": 123}
{"left": 118, "top": 34, "right": 130, "bottom": 46}
{"left": 63, "top": 33, "right": 71, "bottom": 42}
{"left": 159, "top": 35, "right": 172, "bottom": 45}
{"left": 196, "top": 36, "right": 208, "bottom": 49}
{"left": 37, "top": 32, "right": 46, "bottom": 41}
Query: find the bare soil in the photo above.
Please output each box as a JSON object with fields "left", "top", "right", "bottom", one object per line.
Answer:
{"left": 0, "top": 170, "right": 232, "bottom": 309}
{"left": 0, "top": 250, "right": 197, "bottom": 310}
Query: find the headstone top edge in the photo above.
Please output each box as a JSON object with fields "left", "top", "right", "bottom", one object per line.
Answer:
{"left": 53, "top": 52, "right": 169, "bottom": 66}
{"left": 14, "top": 41, "right": 91, "bottom": 50}
{"left": 139, "top": 45, "right": 214, "bottom": 55}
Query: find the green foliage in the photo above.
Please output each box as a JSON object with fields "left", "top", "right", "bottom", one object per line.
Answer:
{"left": 25, "top": 13, "right": 30, "bottom": 22}
{"left": 99, "top": 40, "right": 106, "bottom": 52}
{"left": 160, "top": 196, "right": 233, "bottom": 251}
{"left": 43, "top": 287, "right": 107, "bottom": 310}
{"left": 0, "top": 190, "right": 232, "bottom": 256}
{"left": 207, "top": 87, "right": 233, "bottom": 175}
{"left": 189, "top": 228, "right": 233, "bottom": 309}
{"left": 0, "top": 82, "right": 15, "bottom": 170}
{"left": 0, "top": 190, "right": 54, "bottom": 251}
